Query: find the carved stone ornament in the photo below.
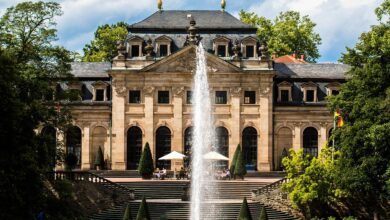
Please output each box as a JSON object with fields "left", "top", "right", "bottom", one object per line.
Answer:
{"left": 259, "top": 41, "right": 269, "bottom": 60}
{"left": 260, "top": 87, "right": 270, "bottom": 95}
{"left": 229, "top": 87, "right": 242, "bottom": 97}
{"left": 145, "top": 38, "right": 154, "bottom": 58}
{"left": 112, "top": 79, "right": 126, "bottom": 97}
{"left": 130, "top": 121, "right": 139, "bottom": 127}
{"left": 173, "top": 86, "right": 185, "bottom": 97}
{"left": 232, "top": 39, "right": 241, "bottom": 60}
{"left": 143, "top": 86, "right": 155, "bottom": 95}
{"left": 116, "top": 40, "right": 126, "bottom": 59}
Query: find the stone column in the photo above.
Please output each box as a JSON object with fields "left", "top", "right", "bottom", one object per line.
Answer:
{"left": 143, "top": 86, "right": 155, "bottom": 166}
{"left": 318, "top": 123, "right": 328, "bottom": 153}
{"left": 111, "top": 77, "right": 127, "bottom": 170}
{"left": 172, "top": 87, "right": 184, "bottom": 170}
{"left": 230, "top": 87, "right": 242, "bottom": 166}
{"left": 292, "top": 122, "right": 302, "bottom": 151}
{"left": 258, "top": 77, "right": 273, "bottom": 171}
{"left": 81, "top": 124, "right": 91, "bottom": 170}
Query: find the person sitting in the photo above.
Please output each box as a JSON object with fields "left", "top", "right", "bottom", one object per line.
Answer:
{"left": 179, "top": 167, "right": 185, "bottom": 179}
{"left": 154, "top": 168, "right": 161, "bottom": 179}
{"left": 225, "top": 168, "right": 231, "bottom": 180}
{"left": 161, "top": 167, "right": 167, "bottom": 180}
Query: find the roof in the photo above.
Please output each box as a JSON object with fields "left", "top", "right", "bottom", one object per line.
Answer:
{"left": 128, "top": 10, "right": 256, "bottom": 30}
{"left": 274, "top": 55, "right": 308, "bottom": 64}
{"left": 70, "top": 62, "right": 110, "bottom": 78}
{"left": 274, "top": 63, "right": 350, "bottom": 79}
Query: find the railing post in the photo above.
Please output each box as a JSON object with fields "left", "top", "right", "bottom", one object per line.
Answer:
{"left": 129, "top": 189, "right": 135, "bottom": 201}
{"left": 251, "top": 189, "right": 258, "bottom": 201}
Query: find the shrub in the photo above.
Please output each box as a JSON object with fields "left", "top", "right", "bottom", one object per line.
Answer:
{"left": 138, "top": 142, "right": 154, "bottom": 179}
{"left": 94, "top": 146, "right": 104, "bottom": 169}
{"left": 123, "top": 203, "right": 133, "bottom": 220}
{"left": 230, "top": 144, "right": 241, "bottom": 177}
{"left": 234, "top": 146, "right": 247, "bottom": 180}
{"left": 136, "top": 197, "right": 150, "bottom": 220}
{"left": 259, "top": 207, "right": 268, "bottom": 220}
{"left": 237, "top": 197, "right": 252, "bottom": 220}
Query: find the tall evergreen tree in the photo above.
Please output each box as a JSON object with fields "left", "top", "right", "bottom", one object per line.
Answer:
{"left": 136, "top": 197, "right": 151, "bottom": 220}
{"left": 138, "top": 142, "right": 154, "bottom": 179}
{"left": 230, "top": 144, "right": 241, "bottom": 177}
{"left": 94, "top": 146, "right": 105, "bottom": 169}
{"left": 123, "top": 203, "right": 133, "bottom": 220}
{"left": 234, "top": 146, "right": 247, "bottom": 180}
{"left": 237, "top": 197, "right": 252, "bottom": 220}
{"left": 259, "top": 207, "right": 268, "bottom": 220}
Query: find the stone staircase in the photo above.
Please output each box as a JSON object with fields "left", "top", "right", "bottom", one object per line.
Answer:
{"left": 89, "top": 200, "right": 299, "bottom": 220}
{"left": 119, "top": 181, "right": 268, "bottom": 200}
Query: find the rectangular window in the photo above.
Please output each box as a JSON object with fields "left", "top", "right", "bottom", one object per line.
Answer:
{"left": 331, "top": 90, "right": 339, "bottom": 96}
{"left": 244, "top": 91, "right": 256, "bottom": 104}
{"left": 217, "top": 45, "right": 226, "bottom": 57}
{"left": 95, "top": 89, "right": 104, "bottom": 101}
{"left": 306, "top": 90, "right": 315, "bottom": 102}
{"left": 186, "top": 91, "right": 193, "bottom": 104}
{"left": 158, "top": 91, "right": 170, "bottom": 104}
{"left": 129, "top": 90, "right": 141, "bottom": 104}
{"left": 215, "top": 91, "right": 227, "bottom": 104}
{"left": 281, "top": 90, "right": 289, "bottom": 102}
{"left": 246, "top": 45, "right": 255, "bottom": 58}
{"left": 160, "top": 44, "right": 168, "bottom": 57}
{"left": 131, "top": 45, "right": 140, "bottom": 57}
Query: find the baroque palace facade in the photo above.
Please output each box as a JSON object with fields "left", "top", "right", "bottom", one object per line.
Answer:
{"left": 42, "top": 10, "right": 349, "bottom": 172}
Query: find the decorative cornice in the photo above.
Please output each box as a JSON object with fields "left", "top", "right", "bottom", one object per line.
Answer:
{"left": 229, "top": 87, "right": 242, "bottom": 97}
{"left": 112, "top": 79, "right": 126, "bottom": 97}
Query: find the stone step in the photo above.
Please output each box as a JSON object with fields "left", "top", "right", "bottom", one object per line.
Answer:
{"left": 89, "top": 200, "right": 299, "bottom": 220}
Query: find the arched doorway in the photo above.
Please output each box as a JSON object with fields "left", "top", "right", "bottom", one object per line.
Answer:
{"left": 215, "top": 127, "right": 229, "bottom": 168}
{"left": 156, "top": 126, "right": 171, "bottom": 169}
{"left": 276, "top": 127, "right": 293, "bottom": 170}
{"left": 41, "top": 126, "right": 57, "bottom": 169}
{"left": 66, "top": 126, "right": 82, "bottom": 169}
{"left": 303, "top": 127, "right": 318, "bottom": 157}
{"left": 242, "top": 127, "right": 257, "bottom": 171}
{"left": 127, "top": 127, "right": 142, "bottom": 170}
{"left": 91, "top": 126, "right": 107, "bottom": 169}
{"left": 184, "top": 127, "right": 193, "bottom": 167}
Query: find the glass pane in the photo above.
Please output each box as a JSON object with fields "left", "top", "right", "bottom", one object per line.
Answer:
{"left": 158, "top": 91, "right": 170, "bottom": 104}
{"left": 215, "top": 91, "right": 227, "bottom": 104}
{"left": 95, "top": 89, "right": 104, "bottom": 101}
{"left": 244, "top": 91, "right": 256, "bottom": 104}
{"left": 186, "top": 91, "right": 193, "bottom": 104}
{"left": 217, "top": 45, "right": 226, "bottom": 57}
{"left": 131, "top": 45, "right": 140, "bottom": 57}
{"left": 246, "top": 45, "right": 254, "bottom": 58}
{"left": 129, "top": 90, "right": 141, "bottom": 103}
{"left": 281, "top": 90, "right": 289, "bottom": 102}
{"left": 306, "top": 90, "right": 314, "bottom": 102}
{"left": 160, "top": 44, "right": 168, "bottom": 57}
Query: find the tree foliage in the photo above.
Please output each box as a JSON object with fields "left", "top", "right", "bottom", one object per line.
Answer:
{"left": 327, "top": 0, "right": 390, "bottom": 216}
{"left": 136, "top": 197, "right": 151, "bottom": 220}
{"left": 94, "top": 146, "right": 105, "bottom": 169}
{"left": 123, "top": 203, "right": 133, "bottom": 220}
{"left": 230, "top": 144, "right": 241, "bottom": 175}
{"left": 259, "top": 207, "right": 268, "bottom": 220}
{"left": 237, "top": 197, "right": 252, "bottom": 220}
{"left": 234, "top": 145, "right": 247, "bottom": 179}
{"left": 0, "top": 1, "right": 73, "bottom": 219}
{"left": 239, "top": 10, "right": 321, "bottom": 62}
{"left": 138, "top": 142, "right": 154, "bottom": 179}
{"left": 83, "top": 22, "right": 128, "bottom": 62}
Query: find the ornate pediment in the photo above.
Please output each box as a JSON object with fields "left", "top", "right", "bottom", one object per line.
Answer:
{"left": 141, "top": 45, "right": 241, "bottom": 73}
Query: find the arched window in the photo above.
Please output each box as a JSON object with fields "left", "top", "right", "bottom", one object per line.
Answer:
{"left": 127, "top": 127, "right": 142, "bottom": 170}
{"left": 215, "top": 127, "right": 229, "bottom": 168}
{"left": 66, "top": 126, "right": 82, "bottom": 169}
{"left": 41, "top": 126, "right": 57, "bottom": 169}
{"left": 184, "top": 127, "right": 193, "bottom": 168}
{"left": 156, "top": 126, "right": 171, "bottom": 169}
{"left": 303, "top": 127, "right": 318, "bottom": 157}
{"left": 91, "top": 126, "right": 107, "bottom": 169}
{"left": 242, "top": 127, "right": 257, "bottom": 170}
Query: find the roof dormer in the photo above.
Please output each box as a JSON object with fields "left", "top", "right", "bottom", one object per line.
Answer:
{"left": 127, "top": 36, "right": 144, "bottom": 58}
{"left": 155, "top": 35, "right": 173, "bottom": 57}
{"left": 241, "top": 36, "right": 258, "bottom": 59}
{"left": 213, "top": 36, "right": 231, "bottom": 57}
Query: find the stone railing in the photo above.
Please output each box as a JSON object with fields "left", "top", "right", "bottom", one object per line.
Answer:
{"left": 46, "top": 171, "right": 135, "bottom": 200}
{"left": 251, "top": 177, "right": 289, "bottom": 199}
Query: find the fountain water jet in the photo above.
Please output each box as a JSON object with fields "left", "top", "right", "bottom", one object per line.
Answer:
{"left": 190, "top": 43, "right": 219, "bottom": 220}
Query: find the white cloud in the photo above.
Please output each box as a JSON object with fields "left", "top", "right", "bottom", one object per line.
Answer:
{"left": 245, "top": 0, "right": 382, "bottom": 61}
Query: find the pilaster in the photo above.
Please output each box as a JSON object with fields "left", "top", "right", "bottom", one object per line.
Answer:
{"left": 258, "top": 78, "right": 273, "bottom": 171}
{"left": 81, "top": 124, "right": 91, "bottom": 170}
{"left": 172, "top": 86, "right": 184, "bottom": 170}
{"left": 111, "top": 77, "right": 126, "bottom": 170}
{"left": 292, "top": 122, "right": 302, "bottom": 151}
{"left": 144, "top": 86, "right": 155, "bottom": 165}
{"left": 318, "top": 122, "right": 328, "bottom": 153}
{"left": 230, "top": 87, "right": 241, "bottom": 166}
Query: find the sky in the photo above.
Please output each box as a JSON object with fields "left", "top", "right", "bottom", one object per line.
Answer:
{"left": 0, "top": 0, "right": 383, "bottom": 62}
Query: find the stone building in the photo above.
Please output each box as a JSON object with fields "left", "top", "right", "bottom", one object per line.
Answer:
{"left": 42, "top": 10, "right": 349, "bottom": 172}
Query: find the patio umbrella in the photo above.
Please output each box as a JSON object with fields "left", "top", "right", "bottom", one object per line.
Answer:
{"left": 203, "top": 151, "right": 229, "bottom": 161}
{"left": 158, "top": 151, "right": 187, "bottom": 160}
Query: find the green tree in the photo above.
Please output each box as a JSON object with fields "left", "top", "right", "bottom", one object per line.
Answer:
{"left": 138, "top": 142, "right": 154, "bottom": 179}
{"left": 94, "top": 146, "right": 105, "bottom": 169}
{"left": 123, "top": 203, "right": 133, "bottom": 220}
{"left": 237, "top": 197, "right": 252, "bottom": 220}
{"left": 239, "top": 10, "right": 321, "bottom": 62}
{"left": 259, "top": 207, "right": 268, "bottom": 220}
{"left": 234, "top": 145, "right": 247, "bottom": 180}
{"left": 230, "top": 144, "right": 241, "bottom": 176}
{"left": 327, "top": 0, "right": 390, "bottom": 217}
{"left": 0, "top": 2, "right": 73, "bottom": 219}
{"left": 136, "top": 197, "right": 151, "bottom": 220}
{"left": 83, "top": 22, "right": 128, "bottom": 62}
